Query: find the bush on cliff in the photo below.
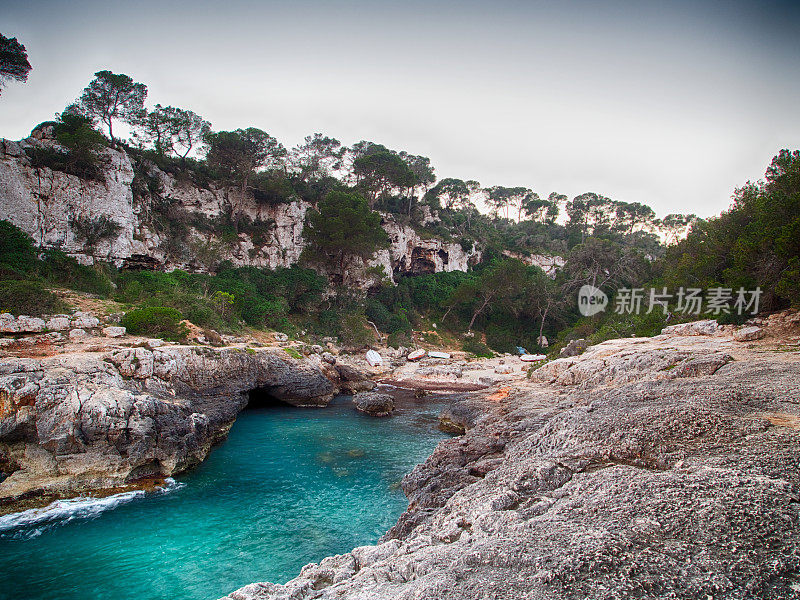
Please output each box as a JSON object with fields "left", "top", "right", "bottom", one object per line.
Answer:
{"left": 0, "top": 280, "right": 65, "bottom": 315}
{"left": 26, "top": 110, "right": 108, "bottom": 181}
{"left": 120, "top": 307, "right": 188, "bottom": 341}
{"left": 38, "top": 250, "right": 114, "bottom": 297}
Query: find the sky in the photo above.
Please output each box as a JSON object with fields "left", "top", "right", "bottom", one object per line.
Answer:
{"left": 1, "top": 0, "right": 799, "bottom": 218}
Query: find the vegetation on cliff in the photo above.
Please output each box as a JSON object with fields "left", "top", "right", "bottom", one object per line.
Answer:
{"left": 2, "top": 68, "right": 799, "bottom": 354}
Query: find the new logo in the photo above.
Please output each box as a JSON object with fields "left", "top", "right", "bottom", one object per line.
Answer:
{"left": 577, "top": 285, "right": 608, "bottom": 316}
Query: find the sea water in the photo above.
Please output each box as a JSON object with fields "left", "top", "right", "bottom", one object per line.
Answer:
{"left": 0, "top": 392, "right": 450, "bottom": 600}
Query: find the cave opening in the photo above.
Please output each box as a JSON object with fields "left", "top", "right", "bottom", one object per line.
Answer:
{"left": 246, "top": 387, "right": 291, "bottom": 410}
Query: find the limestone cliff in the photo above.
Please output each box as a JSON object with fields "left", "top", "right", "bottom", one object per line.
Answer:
{"left": 0, "top": 132, "right": 481, "bottom": 284}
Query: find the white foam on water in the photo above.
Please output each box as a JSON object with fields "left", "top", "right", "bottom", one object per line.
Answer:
{"left": 0, "top": 478, "right": 185, "bottom": 540}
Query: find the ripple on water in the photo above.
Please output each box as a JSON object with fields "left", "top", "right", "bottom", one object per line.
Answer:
{"left": 0, "top": 479, "right": 184, "bottom": 541}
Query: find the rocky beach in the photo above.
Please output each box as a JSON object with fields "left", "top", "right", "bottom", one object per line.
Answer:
{"left": 223, "top": 315, "right": 800, "bottom": 599}
{"left": 2, "top": 308, "right": 799, "bottom": 598}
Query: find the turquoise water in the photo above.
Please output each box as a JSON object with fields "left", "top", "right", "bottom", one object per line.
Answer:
{"left": 0, "top": 392, "right": 449, "bottom": 600}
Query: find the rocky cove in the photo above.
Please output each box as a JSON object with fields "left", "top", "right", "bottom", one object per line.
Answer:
{"left": 1, "top": 310, "right": 799, "bottom": 599}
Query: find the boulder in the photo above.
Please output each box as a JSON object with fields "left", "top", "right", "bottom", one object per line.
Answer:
{"left": 203, "top": 329, "right": 224, "bottom": 346}
{"left": 274, "top": 332, "right": 289, "bottom": 342}
{"left": 102, "top": 326, "right": 126, "bottom": 338}
{"left": 46, "top": 316, "right": 72, "bottom": 331}
{"left": 733, "top": 326, "right": 765, "bottom": 342}
{"left": 661, "top": 319, "right": 719, "bottom": 336}
{"left": 352, "top": 391, "right": 395, "bottom": 417}
{"left": 336, "top": 364, "right": 376, "bottom": 393}
{"left": 559, "top": 338, "right": 589, "bottom": 358}
{"left": 71, "top": 313, "right": 100, "bottom": 329}
{"left": 0, "top": 313, "right": 19, "bottom": 333}
{"left": 15, "top": 316, "right": 47, "bottom": 333}
{"left": 494, "top": 364, "right": 514, "bottom": 374}
{"left": 310, "top": 344, "right": 323, "bottom": 354}
{"left": 68, "top": 328, "right": 88, "bottom": 340}
{"left": 322, "top": 352, "right": 336, "bottom": 365}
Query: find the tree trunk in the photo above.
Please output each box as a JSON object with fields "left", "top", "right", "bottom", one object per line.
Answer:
{"left": 107, "top": 118, "right": 115, "bottom": 148}
{"left": 538, "top": 302, "right": 549, "bottom": 347}
{"left": 468, "top": 297, "right": 491, "bottom": 331}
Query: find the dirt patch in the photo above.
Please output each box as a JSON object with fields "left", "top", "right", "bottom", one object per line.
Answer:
{"left": 488, "top": 387, "right": 512, "bottom": 402}
{"left": 54, "top": 290, "right": 125, "bottom": 318}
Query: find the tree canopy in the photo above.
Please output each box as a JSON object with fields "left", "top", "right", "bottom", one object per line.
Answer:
{"left": 659, "top": 149, "right": 800, "bottom": 310}
{"left": 79, "top": 70, "right": 147, "bottom": 146}
{"left": 136, "top": 104, "right": 211, "bottom": 164}
{"left": 0, "top": 34, "right": 31, "bottom": 96}
{"left": 302, "top": 191, "right": 390, "bottom": 281}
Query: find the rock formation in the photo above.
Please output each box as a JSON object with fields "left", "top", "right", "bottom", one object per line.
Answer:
{"left": 0, "top": 346, "right": 335, "bottom": 511}
{"left": 223, "top": 322, "right": 800, "bottom": 600}
{"left": 352, "top": 391, "right": 395, "bottom": 417}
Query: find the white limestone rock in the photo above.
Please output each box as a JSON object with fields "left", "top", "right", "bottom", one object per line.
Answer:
{"left": 68, "top": 328, "right": 88, "bottom": 340}
{"left": 71, "top": 313, "right": 100, "bottom": 329}
{"left": 15, "top": 316, "right": 46, "bottom": 333}
{"left": 733, "top": 326, "right": 765, "bottom": 342}
{"left": 661, "top": 319, "right": 719, "bottom": 336}
{"left": 102, "top": 326, "right": 126, "bottom": 338}
{"left": 46, "top": 316, "right": 72, "bottom": 331}
{"left": 0, "top": 313, "right": 18, "bottom": 333}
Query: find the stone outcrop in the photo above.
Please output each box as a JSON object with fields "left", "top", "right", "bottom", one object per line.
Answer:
{"left": 0, "top": 346, "right": 335, "bottom": 511}
{"left": 335, "top": 364, "right": 376, "bottom": 394}
{"left": 0, "top": 134, "right": 493, "bottom": 284}
{"left": 661, "top": 319, "right": 719, "bottom": 336}
{"left": 558, "top": 337, "right": 589, "bottom": 357}
{"left": 223, "top": 324, "right": 800, "bottom": 600}
{"left": 501, "top": 250, "right": 565, "bottom": 276}
{"left": 352, "top": 391, "right": 395, "bottom": 417}
{"left": 733, "top": 325, "right": 765, "bottom": 341}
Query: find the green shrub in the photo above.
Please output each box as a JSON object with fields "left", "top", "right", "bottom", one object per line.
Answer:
{"left": 120, "top": 307, "right": 188, "bottom": 341}
{"left": 387, "top": 330, "right": 412, "bottom": 348}
{"left": 38, "top": 250, "right": 114, "bottom": 297}
{"left": 462, "top": 337, "right": 493, "bottom": 358}
{"left": 485, "top": 325, "right": 519, "bottom": 354}
{"left": 26, "top": 111, "right": 108, "bottom": 181}
{"left": 284, "top": 347, "right": 303, "bottom": 359}
{"left": 69, "top": 215, "right": 121, "bottom": 250}
{"left": 0, "top": 280, "right": 65, "bottom": 315}
{"left": 340, "top": 312, "right": 375, "bottom": 347}
{"left": 0, "top": 220, "right": 37, "bottom": 274}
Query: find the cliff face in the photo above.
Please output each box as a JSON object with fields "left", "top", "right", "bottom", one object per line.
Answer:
{"left": 0, "top": 134, "right": 480, "bottom": 284}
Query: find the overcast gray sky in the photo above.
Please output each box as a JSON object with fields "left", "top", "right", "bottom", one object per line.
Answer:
{"left": 2, "top": 0, "right": 799, "bottom": 217}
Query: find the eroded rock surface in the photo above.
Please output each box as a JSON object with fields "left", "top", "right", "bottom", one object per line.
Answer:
{"left": 224, "top": 328, "right": 800, "bottom": 600}
{"left": 0, "top": 346, "right": 335, "bottom": 510}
